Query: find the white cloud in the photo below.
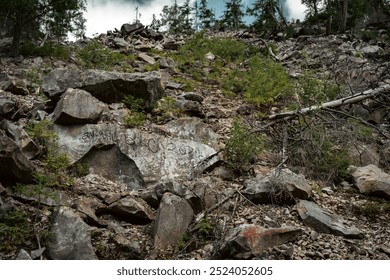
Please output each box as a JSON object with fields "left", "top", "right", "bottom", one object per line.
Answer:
{"left": 285, "top": 0, "right": 307, "bottom": 21}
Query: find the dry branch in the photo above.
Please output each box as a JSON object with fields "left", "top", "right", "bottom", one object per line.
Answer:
{"left": 268, "top": 84, "right": 390, "bottom": 120}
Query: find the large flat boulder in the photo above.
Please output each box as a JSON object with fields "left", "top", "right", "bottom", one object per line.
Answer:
{"left": 218, "top": 224, "right": 302, "bottom": 259}
{"left": 42, "top": 68, "right": 164, "bottom": 106}
{"left": 351, "top": 164, "right": 390, "bottom": 199}
{"left": 297, "top": 200, "right": 364, "bottom": 239}
{"left": 53, "top": 123, "right": 219, "bottom": 184}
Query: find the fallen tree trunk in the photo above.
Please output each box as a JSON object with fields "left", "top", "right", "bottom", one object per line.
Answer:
{"left": 268, "top": 84, "right": 390, "bottom": 120}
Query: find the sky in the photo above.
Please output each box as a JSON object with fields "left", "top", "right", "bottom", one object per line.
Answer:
{"left": 84, "top": 0, "right": 307, "bottom": 37}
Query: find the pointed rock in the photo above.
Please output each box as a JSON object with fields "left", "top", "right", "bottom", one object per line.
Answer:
{"left": 138, "top": 53, "right": 156, "bottom": 65}
{"left": 351, "top": 164, "right": 390, "bottom": 199}
{"left": 107, "top": 196, "right": 155, "bottom": 224}
{"left": 154, "top": 193, "right": 193, "bottom": 250}
{"left": 0, "top": 130, "right": 34, "bottom": 185}
{"left": 297, "top": 200, "right": 364, "bottom": 239}
{"left": 48, "top": 207, "right": 97, "bottom": 260}
{"left": 219, "top": 224, "right": 302, "bottom": 259}
{"left": 0, "top": 120, "right": 39, "bottom": 159}
{"left": 52, "top": 88, "right": 107, "bottom": 125}
{"left": 0, "top": 97, "right": 16, "bottom": 116}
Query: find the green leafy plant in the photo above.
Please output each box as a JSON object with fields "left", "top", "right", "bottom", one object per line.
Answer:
{"left": 0, "top": 210, "right": 33, "bottom": 253}
{"left": 20, "top": 41, "right": 71, "bottom": 60}
{"left": 158, "top": 96, "right": 181, "bottom": 120}
{"left": 124, "top": 111, "right": 146, "bottom": 128}
{"left": 225, "top": 118, "right": 264, "bottom": 172}
{"left": 77, "top": 40, "right": 135, "bottom": 70}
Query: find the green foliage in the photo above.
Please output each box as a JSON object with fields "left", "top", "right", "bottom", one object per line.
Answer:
{"left": 144, "top": 63, "right": 160, "bottom": 72}
{"left": 297, "top": 71, "right": 341, "bottom": 107}
{"left": 77, "top": 41, "right": 135, "bottom": 71}
{"left": 221, "top": 0, "right": 245, "bottom": 29}
{"left": 198, "top": 219, "right": 213, "bottom": 240}
{"left": 353, "top": 200, "right": 390, "bottom": 218}
{"left": 20, "top": 41, "right": 70, "bottom": 59}
{"left": 123, "top": 95, "right": 144, "bottom": 111}
{"left": 243, "top": 56, "right": 293, "bottom": 105}
{"left": 124, "top": 111, "right": 146, "bottom": 128}
{"left": 25, "top": 119, "right": 57, "bottom": 151}
{"left": 225, "top": 118, "right": 264, "bottom": 172}
{"left": 289, "top": 120, "right": 353, "bottom": 183}
{"left": 0, "top": 210, "right": 33, "bottom": 252}
{"left": 158, "top": 96, "right": 181, "bottom": 120}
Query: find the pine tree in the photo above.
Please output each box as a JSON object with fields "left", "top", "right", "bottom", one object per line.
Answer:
{"left": 247, "top": 0, "right": 287, "bottom": 33}
{"left": 0, "top": 0, "right": 86, "bottom": 56}
{"left": 199, "top": 0, "right": 215, "bottom": 29}
{"left": 159, "top": 0, "right": 194, "bottom": 34}
{"left": 222, "top": 0, "right": 245, "bottom": 30}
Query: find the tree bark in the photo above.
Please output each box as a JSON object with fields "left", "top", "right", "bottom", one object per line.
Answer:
{"left": 11, "top": 18, "right": 22, "bottom": 57}
{"left": 268, "top": 84, "right": 390, "bottom": 120}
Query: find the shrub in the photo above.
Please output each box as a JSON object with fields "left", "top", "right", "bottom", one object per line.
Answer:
{"left": 124, "top": 111, "right": 146, "bottom": 128}
{"left": 77, "top": 40, "right": 135, "bottom": 71}
{"left": 21, "top": 41, "right": 70, "bottom": 59}
{"left": 225, "top": 118, "right": 264, "bottom": 172}
{"left": 0, "top": 210, "right": 33, "bottom": 253}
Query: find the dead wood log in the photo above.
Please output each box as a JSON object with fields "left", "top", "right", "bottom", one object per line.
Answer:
{"left": 268, "top": 84, "right": 390, "bottom": 120}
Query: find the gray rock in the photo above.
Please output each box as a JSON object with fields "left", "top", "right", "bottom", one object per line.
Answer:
{"left": 154, "top": 193, "right": 194, "bottom": 250}
{"left": 42, "top": 68, "right": 164, "bottom": 106}
{"left": 52, "top": 88, "right": 107, "bottom": 125}
{"left": 54, "top": 124, "right": 219, "bottom": 184}
{"left": 181, "top": 100, "right": 205, "bottom": 118}
{"left": 243, "top": 169, "right": 312, "bottom": 205}
{"left": 0, "top": 97, "right": 16, "bottom": 116}
{"left": 16, "top": 249, "right": 32, "bottom": 260}
{"left": 158, "top": 57, "right": 176, "bottom": 69}
{"left": 12, "top": 184, "right": 69, "bottom": 207}
{"left": 112, "top": 38, "right": 130, "bottom": 48}
{"left": 0, "top": 130, "right": 34, "bottom": 185}
{"left": 48, "top": 206, "right": 98, "bottom": 260}
{"left": 0, "top": 120, "right": 39, "bottom": 160}
{"left": 74, "top": 144, "right": 145, "bottom": 191}
{"left": 138, "top": 53, "right": 156, "bottom": 65}
{"left": 121, "top": 23, "right": 144, "bottom": 35}
{"left": 0, "top": 197, "right": 14, "bottom": 219}
{"left": 0, "top": 80, "right": 29, "bottom": 96}
{"left": 297, "top": 200, "right": 364, "bottom": 239}
{"left": 351, "top": 164, "right": 390, "bottom": 199}
{"left": 165, "top": 81, "right": 183, "bottom": 90}
{"left": 219, "top": 224, "right": 302, "bottom": 259}
{"left": 181, "top": 92, "right": 204, "bottom": 103}
{"left": 107, "top": 196, "right": 155, "bottom": 224}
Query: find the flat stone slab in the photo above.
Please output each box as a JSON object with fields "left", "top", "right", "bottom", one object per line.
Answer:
{"left": 297, "top": 200, "right": 364, "bottom": 239}
{"left": 54, "top": 123, "right": 219, "bottom": 184}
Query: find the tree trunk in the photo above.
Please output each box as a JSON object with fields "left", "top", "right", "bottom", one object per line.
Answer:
{"left": 11, "top": 19, "right": 22, "bottom": 57}
{"left": 340, "top": 0, "right": 349, "bottom": 32}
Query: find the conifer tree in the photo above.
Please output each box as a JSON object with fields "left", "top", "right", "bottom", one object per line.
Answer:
{"left": 0, "top": 0, "right": 86, "bottom": 56}
{"left": 199, "top": 0, "right": 215, "bottom": 29}
{"left": 221, "top": 0, "right": 245, "bottom": 30}
{"left": 247, "top": 0, "right": 287, "bottom": 33}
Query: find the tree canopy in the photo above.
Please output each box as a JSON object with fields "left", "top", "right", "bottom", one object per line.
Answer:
{"left": 0, "top": 0, "right": 86, "bottom": 56}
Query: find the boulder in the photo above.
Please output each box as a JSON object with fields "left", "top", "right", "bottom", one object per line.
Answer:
{"left": 0, "top": 80, "right": 29, "bottom": 96}
{"left": 218, "top": 224, "right": 302, "bottom": 259}
{"left": 74, "top": 144, "right": 145, "bottom": 191}
{"left": 47, "top": 206, "right": 98, "bottom": 260}
{"left": 154, "top": 193, "right": 194, "bottom": 250}
{"left": 181, "top": 92, "right": 204, "bottom": 103}
{"left": 42, "top": 68, "right": 164, "bottom": 106}
{"left": 107, "top": 196, "right": 155, "bottom": 224}
{"left": 121, "top": 23, "right": 144, "bottom": 36}
{"left": 0, "top": 97, "right": 16, "bottom": 116}
{"left": 53, "top": 124, "right": 219, "bottom": 184}
{"left": 351, "top": 164, "right": 390, "bottom": 199}
{"left": 16, "top": 249, "right": 32, "bottom": 260}
{"left": 297, "top": 200, "right": 364, "bottom": 239}
{"left": 138, "top": 53, "right": 156, "bottom": 65}
{"left": 243, "top": 169, "right": 312, "bottom": 205}
{"left": 112, "top": 38, "right": 130, "bottom": 49}
{"left": 52, "top": 88, "right": 107, "bottom": 125}
{"left": 0, "top": 130, "right": 34, "bottom": 185}
{"left": 158, "top": 57, "right": 176, "bottom": 69}
{"left": 0, "top": 120, "right": 39, "bottom": 159}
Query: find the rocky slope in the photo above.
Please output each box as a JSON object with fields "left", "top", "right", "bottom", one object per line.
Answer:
{"left": 0, "top": 23, "right": 389, "bottom": 260}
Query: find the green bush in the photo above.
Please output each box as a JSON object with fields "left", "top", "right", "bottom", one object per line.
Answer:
{"left": 0, "top": 210, "right": 33, "bottom": 253}
{"left": 21, "top": 41, "right": 70, "bottom": 59}
{"left": 124, "top": 111, "right": 146, "bottom": 128}
{"left": 225, "top": 118, "right": 264, "bottom": 172}
{"left": 77, "top": 40, "right": 135, "bottom": 71}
